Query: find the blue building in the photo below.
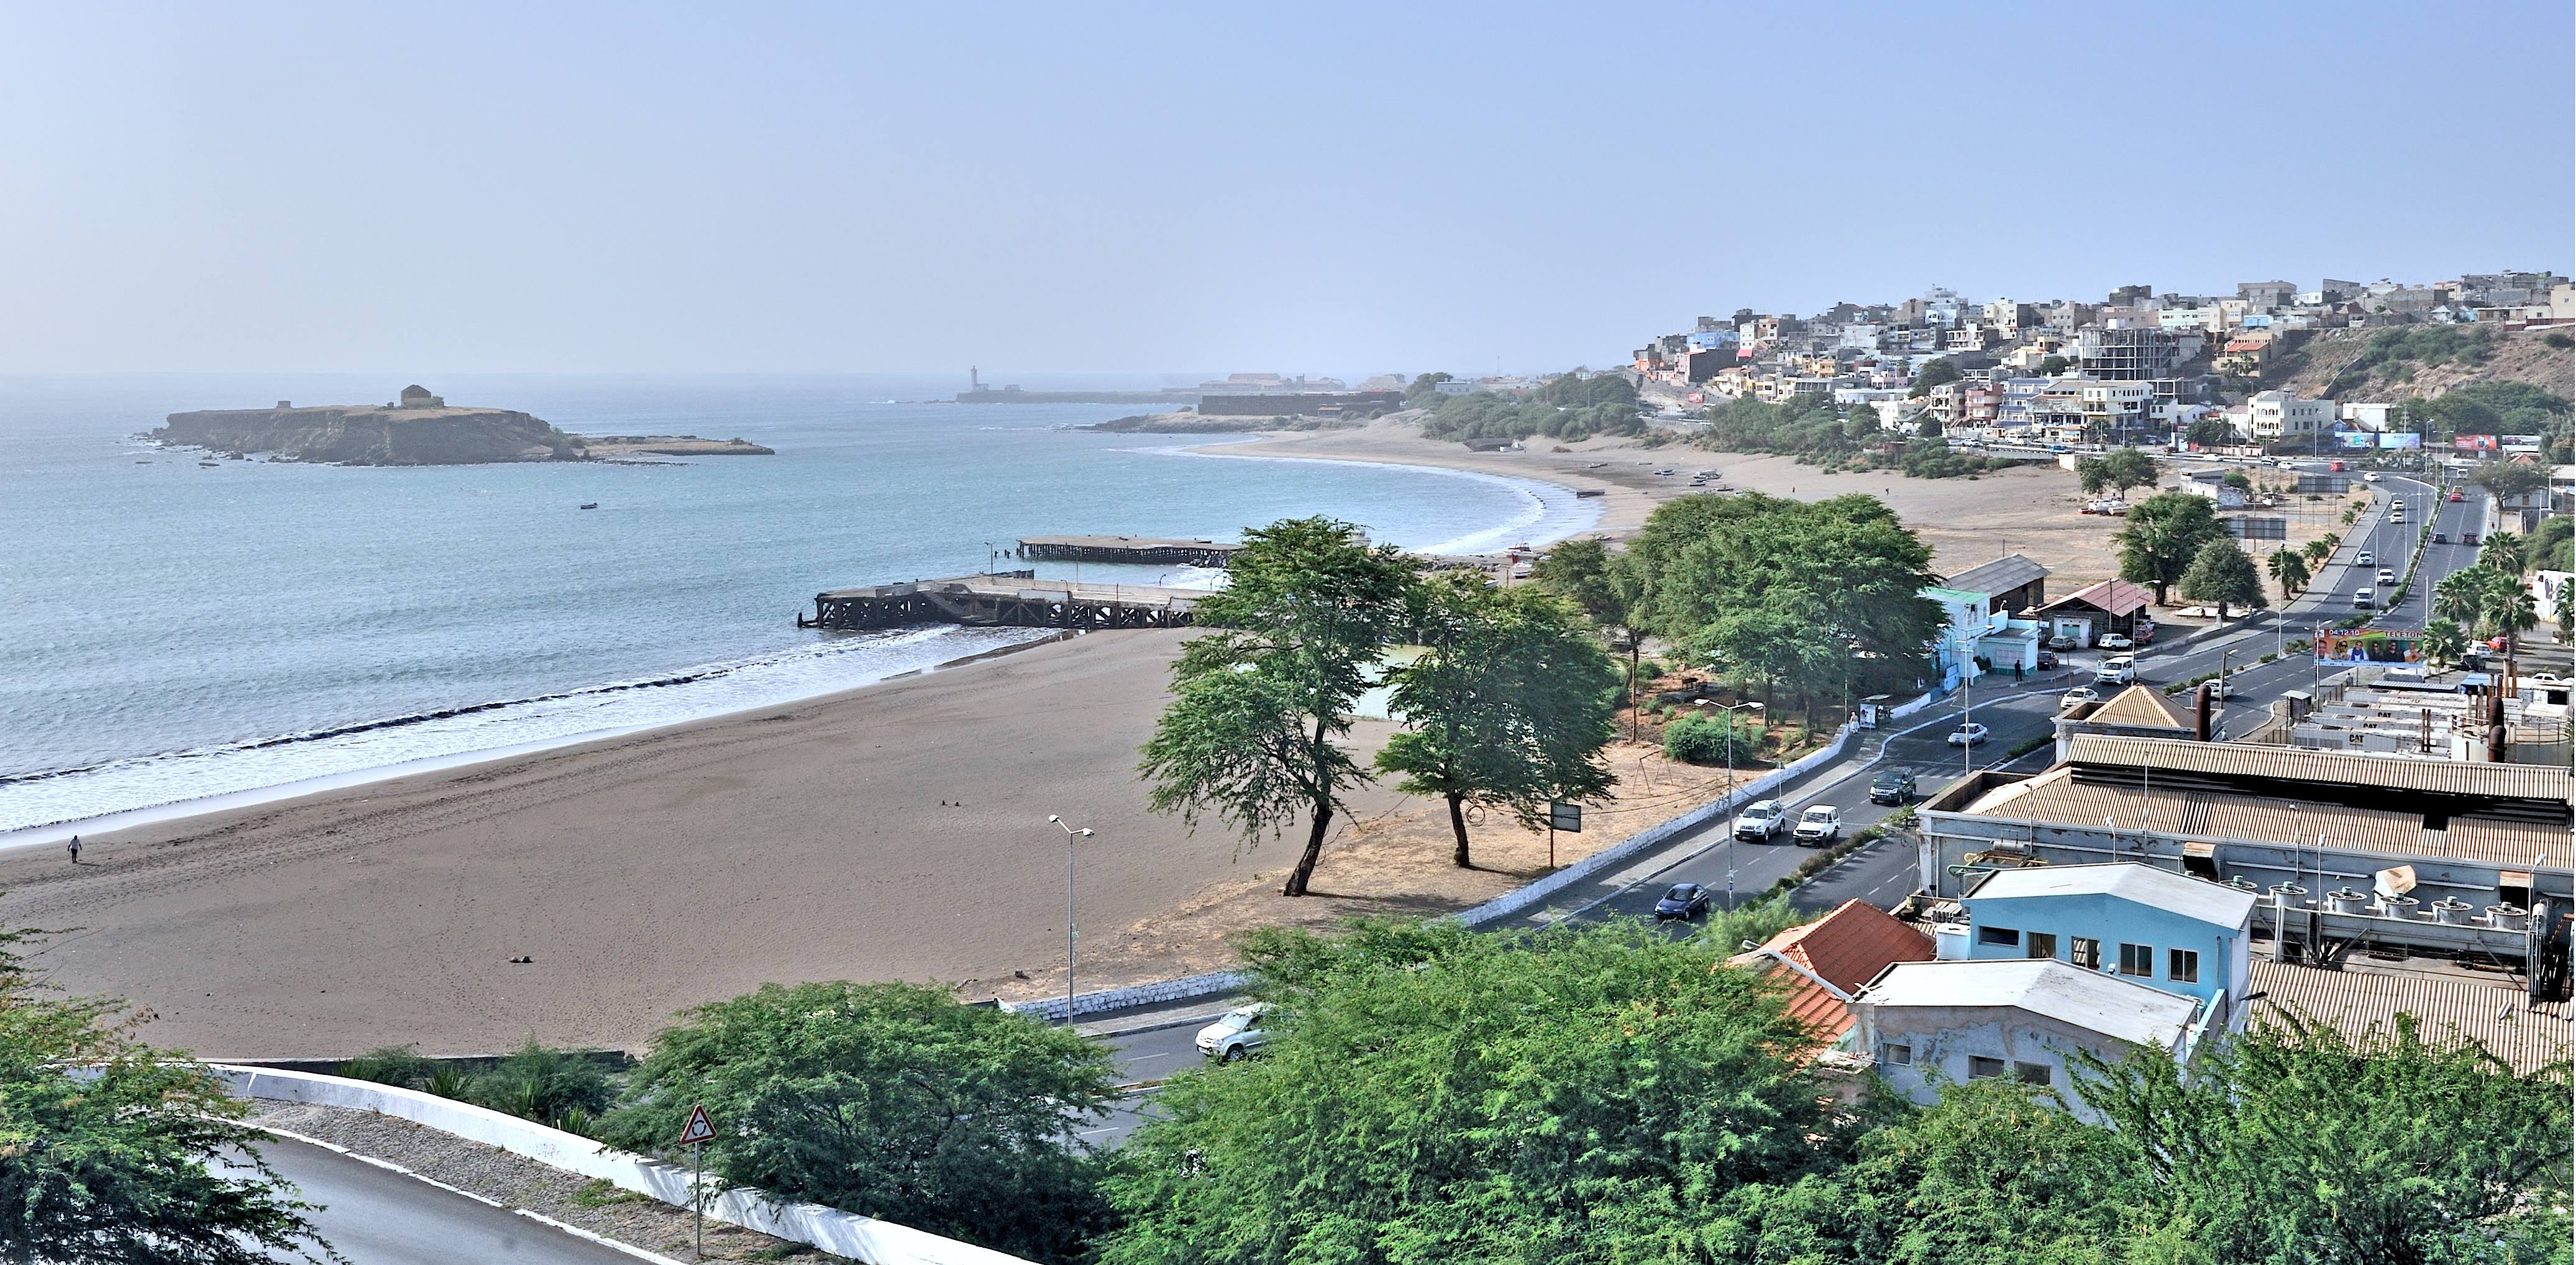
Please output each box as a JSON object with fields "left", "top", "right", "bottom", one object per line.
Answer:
{"left": 1943, "top": 863, "right": 2255, "bottom": 1017}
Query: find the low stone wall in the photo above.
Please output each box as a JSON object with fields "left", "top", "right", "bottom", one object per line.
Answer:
{"left": 217, "top": 1067, "right": 1032, "bottom": 1265}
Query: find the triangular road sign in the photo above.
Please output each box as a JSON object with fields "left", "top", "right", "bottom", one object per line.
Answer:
{"left": 676, "top": 1103, "right": 716, "bottom": 1147}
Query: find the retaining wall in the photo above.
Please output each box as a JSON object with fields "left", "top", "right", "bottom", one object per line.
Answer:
{"left": 216, "top": 1067, "right": 1031, "bottom": 1265}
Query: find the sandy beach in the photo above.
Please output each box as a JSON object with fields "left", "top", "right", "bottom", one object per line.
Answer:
{"left": 0, "top": 628, "right": 1733, "bottom": 1057}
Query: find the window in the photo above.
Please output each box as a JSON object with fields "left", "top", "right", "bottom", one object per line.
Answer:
{"left": 1883, "top": 1043, "right": 1912, "bottom": 1066}
{"left": 2070, "top": 937, "right": 2101, "bottom": 969}
{"left": 2013, "top": 1061, "right": 2052, "bottom": 1085}
{"left": 1978, "top": 926, "right": 2021, "bottom": 948}
{"left": 2119, "top": 943, "right": 2154, "bottom": 977}
{"left": 2170, "top": 948, "right": 2200, "bottom": 984}
{"left": 1968, "top": 1056, "right": 2006, "bottom": 1079}
{"left": 2026, "top": 932, "right": 2057, "bottom": 960}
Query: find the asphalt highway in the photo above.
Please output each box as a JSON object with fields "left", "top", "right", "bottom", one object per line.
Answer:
{"left": 227, "top": 1136, "right": 649, "bottom": 1264}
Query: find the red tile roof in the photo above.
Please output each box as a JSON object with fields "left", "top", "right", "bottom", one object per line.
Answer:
{"left": 1750, "top": 957, "right": 1858, "bottom": 1046}
{"left": 1738, "top": 899, "right": 1938, "bottom": 995}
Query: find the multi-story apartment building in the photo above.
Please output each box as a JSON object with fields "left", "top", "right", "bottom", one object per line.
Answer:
{"left": 2075, "top": 325, "right": 2198, "bottom": 381}
{"left": 2247, "top": 390, "right": 2334, "bottom": 441}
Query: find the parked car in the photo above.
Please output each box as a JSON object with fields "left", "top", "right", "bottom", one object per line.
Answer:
{"left": 1946, "top": 723, "right": 1992, "bottom": 746}
{"left": 2132, "top": 619, "right": 2157, "bottom": 644}
{"left": 1868, "top": 767, "right": 1917, "bottom": 805}
{"left": 2046, "top": 633, "right": 2079, "bottom": 651}
{"left": 2047, "top": 444, "right": 2070, "bottom": 454}
{"left": 2095, "top": 657, "right": 2137, "bottom": 686}
{"left": 2377, "top": 569, "right": 2395, "bottom": 585}
{"left": 1195, "top": 1004, "right": 1273, "bottom": 1062}
{"left": 1793, "top": 805, "right": 1842, "bottom": 845}
{"left": 1653, "top": 882, "right": 1711, "bottom": 922}
{"left": 2531, "top": 673, "right": 2567, "bottom": 685}
{"left": 1732, "top": 800, "right": 1787, "bottom": 842}
{"left": 2036, "top": 649, "right": 2058, "bottom": 670}
{"left": 2353, "top": 588, "right": 2375, "bottom": 608}
{"left": 2096, "top": 633, "right": 2134, "bottom": 651}
{"left": 2356, "top": 550, "right": 2374, "bottom": 567}
{"left": 2062, "top": 687, "right": 2101, "bottom": 708}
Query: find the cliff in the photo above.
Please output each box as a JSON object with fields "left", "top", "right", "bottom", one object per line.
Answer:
{"left": 153, "top": 403, "right": 586, "bottom": 465}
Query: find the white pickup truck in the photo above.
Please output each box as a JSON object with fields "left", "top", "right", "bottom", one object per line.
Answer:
{"left": 1792, "top": 805, "right": 1842, "bottom": 846}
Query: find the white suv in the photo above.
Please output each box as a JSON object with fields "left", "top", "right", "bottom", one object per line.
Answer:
{"left": 2094, "top": 657, "right": 2136, "bottom": 687}
{"left": 1196, "top": 1004, "right": 1273, "bottom": 1062}
{"left": 1732, "top": 800, "right": 1787, "bottom": 842}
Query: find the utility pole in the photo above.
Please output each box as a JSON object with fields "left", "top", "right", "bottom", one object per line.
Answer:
{"left": 1047, "top": 815, "right": 1094, "bottom": 1025}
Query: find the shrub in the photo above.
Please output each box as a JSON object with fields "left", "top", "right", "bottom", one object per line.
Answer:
{"left": 1663, "top": 711, "right": 1759, "bottom": 766}
{"left": 337, "top": 1044, "right": 442, "bottom": 1090}
{"left": 471, "top": 1039, "right": 615, "bottom": 1132}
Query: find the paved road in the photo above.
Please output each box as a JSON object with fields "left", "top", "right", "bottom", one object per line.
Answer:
{"left": 229, "top": 1136, "right": 648, "bottom": 1264}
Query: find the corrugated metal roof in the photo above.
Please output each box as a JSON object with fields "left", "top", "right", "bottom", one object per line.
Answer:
{"left": 1945, "top": 554, "right": 2049, "bottom": 596}
{"left": 2249, "top": 961, "right": 2571, "bottom": 1075}
{"left": 2039, "top": 578, "right": 2155, "bottom": 618}
{"left": 2066, "top": 734, "right": 2576, "bottom": 803}
{"left": 1958, "top": 769, "right": 2559, "bottom": 869}
{"left": 1863, "top": 959, "right": 2200, "bottom": 1048}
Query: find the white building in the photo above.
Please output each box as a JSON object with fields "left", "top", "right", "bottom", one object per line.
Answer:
{"left": 1855, "top": 958, "right": 2216, "bottom": 1118}
{"left": 2248, "top": 390, "right": 2334, "bottom": 441}
{"left": 2341, "top": 401, "right": 2398, "bottom": 431}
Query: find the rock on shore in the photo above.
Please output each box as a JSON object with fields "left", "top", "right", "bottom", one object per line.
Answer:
{"left": 153, "top": 390, "right": 585, "bottom": 465}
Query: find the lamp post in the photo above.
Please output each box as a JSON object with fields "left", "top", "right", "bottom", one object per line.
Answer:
{"left": 2216, "top": 647, "right": 2235, "bottom": 739}
{"left": 1046, "top": 815, "right": 1094, "bottom": 1026}
{"left": 1703, "top": 699, "right": 1764, "bottom": 911}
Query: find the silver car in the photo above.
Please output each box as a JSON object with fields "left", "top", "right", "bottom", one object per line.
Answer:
{"left": 1195, "top": 1003, "right": 1273, "bottom": 1062}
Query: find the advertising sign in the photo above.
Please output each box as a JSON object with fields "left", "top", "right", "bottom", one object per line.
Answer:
{"left": 2452, "top": 434, "right": 2499, "bottom": 453}
{"left": 2313, "top": 629, "right": 2418, "bottom": 664}
{"left": 2334, "top": 430, "right": 2375, "bottom": 450}
{"left": 2377, "top": 432, "right": 2422, "bottom": 450}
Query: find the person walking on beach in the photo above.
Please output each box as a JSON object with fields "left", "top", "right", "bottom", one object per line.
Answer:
{"left": 66, "top": 836, "right": 80, "bottom": 864}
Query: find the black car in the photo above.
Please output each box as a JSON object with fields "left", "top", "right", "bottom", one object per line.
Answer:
{"left": 1654, "top": 883, "right": 1711, "bottom": 921}
{"left": 1870, "top": 767, "right": 1917, "bottom": 805}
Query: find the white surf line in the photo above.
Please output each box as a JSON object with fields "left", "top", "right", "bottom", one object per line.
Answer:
{"left": 1131, "top": 440, "right": 1605, "bottom": 553}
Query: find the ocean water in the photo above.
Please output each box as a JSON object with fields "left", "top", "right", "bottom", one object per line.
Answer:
{"left": 0, "top": 373, "right": 1597, "bottom": 834}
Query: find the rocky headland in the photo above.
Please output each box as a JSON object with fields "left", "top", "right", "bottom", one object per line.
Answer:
{"left": 150, "top": 385, "right": 772, "bottom": 465}
{"left": 1081, "top": 410, "right": 1356, "bottom": 434}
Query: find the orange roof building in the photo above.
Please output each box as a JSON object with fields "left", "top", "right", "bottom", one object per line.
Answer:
{"left": 1730, "top": 899, "right": 1938, "bottom": 1048}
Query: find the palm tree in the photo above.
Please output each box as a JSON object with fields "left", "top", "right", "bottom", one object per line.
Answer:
{"left": 2434, "top": 567, "right": 2492, "bottom": 629}
{"left": 2266, "top": 547, "right": 2311, "bottom": 597}
{"left": 2479, "top": 573, "right": 2538, "bottom": 659}
{"left": 2479, "top": 532, "right": 2528, "bottom": 580}
{"left": 2302, "top": 534, "right": 2337, "bottom": 568}
{"left": 2420, "top": 621, "right": 2467, "bottom": 672}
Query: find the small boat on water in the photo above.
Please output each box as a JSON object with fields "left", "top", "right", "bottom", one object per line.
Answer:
{"left": 578, "top": 502, "right": 600, "bottom": 509}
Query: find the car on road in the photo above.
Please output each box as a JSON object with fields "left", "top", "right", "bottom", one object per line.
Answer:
{"left": 2095, "top": 657, "right": 2137, "bottom": 686}
{"left": 1653, "top": 882, "right": 1711, "bottom": 921}
{"left": 2363, "top": 472, "right": 2381, "bottom": 482}
{"left": 1732, "top": 800, "right": 1787, "bottom": 842}
{"left": 2449, "top": 490, "right": 2465, "bottom": 502}
{"left": 2047, "top": 632, "right": 2079, "bottom": 651}
{"left": 2096, "top": 633, "right": 2134, "bottom": 651}
{"left": 2432, "top": 532, "right": 2448, "bottom": 543}
{"left": 1868, "top": 767, "right": 1918, "bottom": 805}
{"left": 2353, "top": 588, "right": 2375, "bottom": 608}
{"left": 2377, "top": 569, "right": 2395, "bottom": 585}
{"left": 2047, "top": 444, "right": 2070, "bottom": 454}
{"left": 2464, "top": 532, "right": 2481, "bottom": 546}
{"left": 1793, "top": 805, "right": 1842, "bottom": 845}
{"left": 2201, "top": 679, "right": 2237, "bottom": 698}
{"left": 2531, "top": 672, "right": 2567, "bottom": 685}
{"left": 2036, "top": 649, "right": 2058, "bottom": 670}
{"left": 2062, "top": 687, "right": 2101, "bottom": 708}
{"left": 1946, "top": 722, "right": 1991, "bottom": 746}
{"left": 1196, "top": 1004, "right": 1273, "bottom": 1062}
{"left": 2356, "top": 550, "right": 2373, "bottom": 567}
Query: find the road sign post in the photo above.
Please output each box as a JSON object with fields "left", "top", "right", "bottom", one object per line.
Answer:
{"left": 1547, "top": 801, "right": 1581, "bottom": 868}
{"left": 677, "top": 1103, "right": 716, "bottom": 1259}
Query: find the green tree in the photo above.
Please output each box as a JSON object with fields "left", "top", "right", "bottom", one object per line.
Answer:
{"left": 1376, "top": 575, "right": 1619, "bottom": 868}
{"left": 0, "top": 921, "right": 334, "bottom": 1263}
{"left": 1100, "top": 918, "right": 1850, "bottom": 1265}
{"left": 2420, "top": 620, "right": 2468, "bottom": 670}
{"left": 2480, "top": 531, "right": 2529, "bottom": 579}
{"left": 2266, "top": 546, "right": 2310, "bottom": 597}
{"left": 1140, "top": 517, "right": 1418, "bottom": 897}
{"left": 2302, "top": 533, "right": 2338, "bottom": 567}
{"left": 1915, "top": 414, "right": 1943, "bottom": 439}
{"left": 2116, "top": 492, "right": 2226, "bottom": 605}
{"left": 2036, "top": 354, "right": 2070, "bottom": 376}
{"left": 2469, "top": 459, "right": 2548, "bottom": 503}
{"left": 2178, "top": 537, "right": 2267, "bottom": 619}
{"left": 1402, "top": 372, "right": 1453, "bottom": 409}
{"left": 1907, "top": 357, "right": 1962, "bottom": 398}
{"left": 2098, "top": 446, "right": 2159, "bottom": 496}
{"left": 2479, "top": 570, "right": 2539, "bottom": 657}
{"left": 2528, "top": 514, "right": 2573, "bottom": 571}
{"left": 2185, "top": 416, "right": 2239, "bottom": 448}
{"left": 2074, "top": 455, "right": 2109, "bottom": 496}
{"left": 2221, "top": 468, "right": 2252, "bottom": 492}
{"left": 597, "top": 980, "right": 1120, "bottom": 1264}
{"left": 2434, "top": 566, "right": 2492, "bottom": 628}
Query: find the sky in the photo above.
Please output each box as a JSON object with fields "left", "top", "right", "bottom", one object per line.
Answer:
{"left": 2, "top": 2, "right": 2569, "bottom": 379}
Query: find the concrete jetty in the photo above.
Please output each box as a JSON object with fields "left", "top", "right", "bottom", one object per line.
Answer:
{"left": 800, "top": 573, "right": 1205, "bottom": 631}
{"left": 1016, "top": 535, "right": 1243, "bottom": 568}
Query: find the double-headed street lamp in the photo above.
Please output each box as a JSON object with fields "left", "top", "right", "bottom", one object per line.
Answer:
{"left": 1698, "top": 698, "right": 1765, "bottom": 910}
{"left": 1046, "top": 815, "right": 1094, "bottom": 1027}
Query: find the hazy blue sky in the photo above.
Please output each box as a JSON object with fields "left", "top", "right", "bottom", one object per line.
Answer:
{"left": 3, "top": 3, "right": 2568, "bottom": 379}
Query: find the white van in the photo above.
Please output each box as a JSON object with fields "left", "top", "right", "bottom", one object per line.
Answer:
{"left": 2094, "top": 657, "right": 2136, "bottom": 686}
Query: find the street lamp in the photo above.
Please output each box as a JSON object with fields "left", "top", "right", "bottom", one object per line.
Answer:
{"left": 1700, "top": 699, "right": 1764, "bottom": 911}
{"left": 1046, "top": 815, "right": 1094, "bottom": 1026}
{"left": 2215, "top": 647, "right": 2236, "bottom": 739}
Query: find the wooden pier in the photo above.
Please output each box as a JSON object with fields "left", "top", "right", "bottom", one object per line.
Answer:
{"left": 1016, "top": 534, "right": 1243, "bottom": 568}
{"left": 800, "top": 572, "right": 1207, "bottom": 631}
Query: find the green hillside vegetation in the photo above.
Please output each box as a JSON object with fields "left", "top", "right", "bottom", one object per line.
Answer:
{"left": 2393, "top": 381, "right": 2574, "bottom": 459}
{"left": 1690, "top": 392, "right": 2023, "bottom": 478}
{"left": 1414, "top": 370, "right": 1646, "bottom": 444}
{"left": 2327, "top": 324, "right": 2498, "bottom": 392}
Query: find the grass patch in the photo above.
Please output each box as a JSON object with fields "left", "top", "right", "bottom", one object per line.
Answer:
{"left": 2005, "top": 733, "right": 2053, "bottom": 759}
{"left": 569, "top": 1177, "right": 651, "bottom": 1209}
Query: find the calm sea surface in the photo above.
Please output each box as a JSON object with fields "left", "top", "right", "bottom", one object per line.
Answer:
{"left": 0, "top": 373, "right": 1596, "bottom": 833}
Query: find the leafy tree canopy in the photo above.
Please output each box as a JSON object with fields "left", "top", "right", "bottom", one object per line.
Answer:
{"left": 595, "top": 980, "right": 1122, "bottom": 1264}
{"left": 0, "top": 921, "right": 333, "bottom": 1264}
{"left": 1907, "top": 357, "right": 1962, "bottom": 398}
{"left": 2117, "top": 491, "right": 2225, "bottom": 605}
{"left": 2178, "top": 537, "right": 2267, "bottom": 618}
{"left": 2037, "top": 354, "right": 2070, "bottom": 376}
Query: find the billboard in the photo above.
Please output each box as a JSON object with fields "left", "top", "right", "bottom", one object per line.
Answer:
{"left": 2377, "top": 432, "right": 2422, "bottom": 450}
{"left": 2452, "top": 433, "right": 2499, "bottom": 453}
{"left": 2334, "top": 429, "right": 2376, "bottom": 450}
{"left": 2314, "top": 629, "right": 2418, "bottom": 664}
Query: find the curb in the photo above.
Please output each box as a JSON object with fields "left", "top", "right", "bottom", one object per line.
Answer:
{"left": 254, "top": 1122, "right": 687, "bottom": 1265}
